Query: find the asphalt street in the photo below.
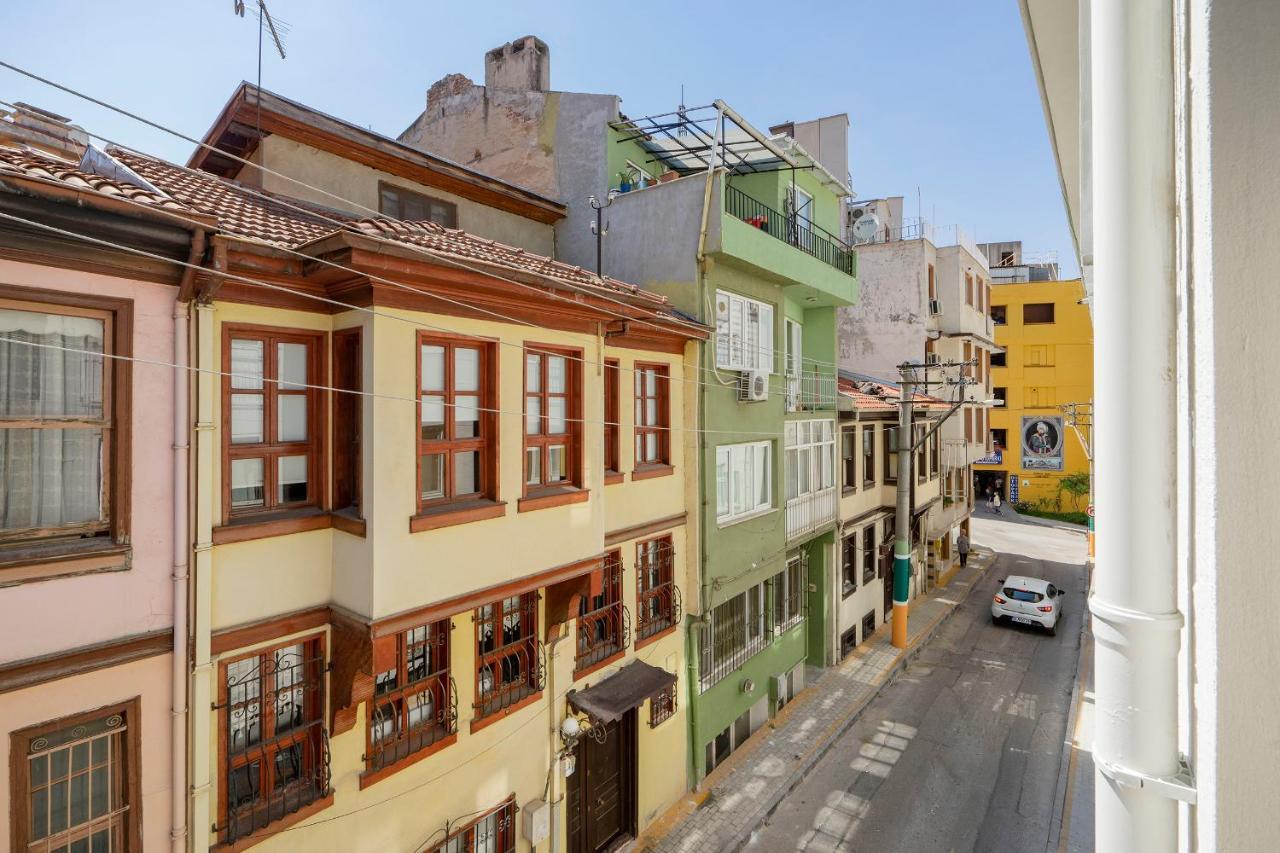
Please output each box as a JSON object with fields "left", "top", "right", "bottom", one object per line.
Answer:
{"left": 744, "top": 513, "right": 1089, "bottom": 853}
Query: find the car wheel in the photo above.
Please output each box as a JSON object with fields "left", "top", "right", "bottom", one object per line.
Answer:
{"left": 992, "top": 614, "right": 1002, "bottom": 626}
{"left": 1047, "top": 621, "right": 1057, "bottom": 637}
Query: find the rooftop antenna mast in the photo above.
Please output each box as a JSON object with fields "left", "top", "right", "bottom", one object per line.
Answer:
{"left": 234, "top": 1, "right": 289, "bottom": 140}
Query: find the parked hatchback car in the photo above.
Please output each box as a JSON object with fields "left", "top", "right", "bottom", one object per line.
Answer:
{"left": 991, "top": 575, "right": 1063, "bottom": 635}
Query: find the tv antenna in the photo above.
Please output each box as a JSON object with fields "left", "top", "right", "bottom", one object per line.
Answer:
{"left": 234, "top": 2, "right": 289, "bottom": 138}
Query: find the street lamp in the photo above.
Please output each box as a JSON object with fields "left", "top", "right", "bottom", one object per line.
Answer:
{"left": 588, "top": 191, "right": 619, "bottom": 278}
{"left": 890, "top": 359, "right": 1000, "bottom": 649}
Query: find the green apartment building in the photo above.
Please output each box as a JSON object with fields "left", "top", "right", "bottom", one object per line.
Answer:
{"left": 402, "top": 36, "right": 859, "bottom": 781}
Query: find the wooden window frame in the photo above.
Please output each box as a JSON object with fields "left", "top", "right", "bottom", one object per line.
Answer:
{"left": 840, "top": 427, "right": 857, "bottom": 494}
{"left": 9, "top": 698, "right": 142, "bottom": 853}
{"left": 377, "top": 181, "right": 458, "bottom": 228}
{"left": 216, "top": 633, "right": 328, "bottom": 848}
{"left": 473, "top": 594, "right": 542, "bottom": 721}
{"left": 332, "top": 328, "right": 361, "bottom": 516}
{"left": 522, "top": 343, "right": 583, "bottom": 497}
{"left": 577, "top": 550, "right": 626, "bottom": 674}
{"left": 604, "top": 358, "right": 621, "bottom": 478}
{"left": 965, "top": 273, "right": 973, "bottom": 306}
{"left": 415, "top": 333, "right": 499, "bottom": 515}
{"left": 633, "top": 362, "right": 671, "bottom": 470}
{"left": 636, "top": 535, "right": 678, "bottom": 642}
{"left": 365, "top": 619, "right": 454, "bottom": 781}
{"left": 862, "top": 425, "right": 876, "bottom": 488}
{"left": 0, "top": 288, "right": 132, "bottom": 548}
{"left": 841, "top": 532, "right": 858, "bottom": 598}
{"left": 428, "top": 796, "right": 517, "bottom": 853}
{"left": 883, "top": 426, "right": 898, "bottom": 484}
{"left": 991, "top": 304, "right": 1008, "bottom": 325}
{"left": 916, "top": 425, "right": 928, "bottom": 484}
{"left": 927, "top": 264, "right": 937, "bottom": 302}
{"left": 929, "top": 431, "right": 940, "bottom": 480}
{"left": 862, "top": 523, "right": 877, "bottom": 585}
{"left": 221, "top": 324, "right": 326, "bottom": 523}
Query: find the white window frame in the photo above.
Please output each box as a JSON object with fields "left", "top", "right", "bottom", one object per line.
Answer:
{"left": 792, "top": 186, "right": 814, "bottom": 231}
{"left": 785, "top": 419, "right": 836, "bottom": 502}
{"left": 773, "top": 556, "right": 805, "bottom": 634}
{"left": 716, "top": 440, "right": 773, "bottom": 524}
{"left": 625, "top": 159, "right": 653, "bottom": 184}
{"left": 714, "top": 290, "right": 775, "bottom": 373}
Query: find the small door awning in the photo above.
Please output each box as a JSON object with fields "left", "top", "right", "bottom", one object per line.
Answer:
{"left": 567, "top": 660, "right": 677, "bottom": 724}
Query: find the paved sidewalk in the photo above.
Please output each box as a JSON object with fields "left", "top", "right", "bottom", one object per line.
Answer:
{"left": 634, "top": 549, "right": 997, "bottom": 853}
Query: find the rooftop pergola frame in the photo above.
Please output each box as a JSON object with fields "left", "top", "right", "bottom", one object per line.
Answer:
{"left": 610, "top": 100, "right": 814, "bottom": 179}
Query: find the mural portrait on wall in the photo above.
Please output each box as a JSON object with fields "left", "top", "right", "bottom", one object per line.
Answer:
{"left": 1021, "top": 416, "right": 1064, "bottom": 471}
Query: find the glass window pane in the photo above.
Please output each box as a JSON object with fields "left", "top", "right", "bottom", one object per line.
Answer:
{"left": 228, "top": 339, "right": 264, "bottom": 391}
{"left": 455, "top": 395, "right": 480, "bottom": 439}
{"left": 69, "top": 769, "right": 88, "bottom": 825}
{"left": 231, "top": 456, "right": 266, "bottom": 507}
{"left": 454, "top": 450, "right": 479, "bottom": 496}
{"left": 455, "top": 348, "right": 480, "bottom": 392}
{"left": 90, "top": 764, "right": 108, "bottom": 817}
{"left": 30, "top": 785, "right": 47, "bottom": 839}
{"left": 420, "top": 453, "right": 444, "bottom": 500}
{"left": 548, "top": 445, "right": 566, "bottom": 483}
{"left": 277, "top": 343, "right": 307, "bottom": 390}
{"left": 230, "top": 394, "right": 264, "bottom": 444}
{"left": 525, "top": 447, "right": 541, "bottom": 486}
{"left": 548, "top": 356, "right": 565, "bottom": 393}
{"left": 786, "top": 449, "right": 799, "bottom": 501}
{"left": 420, "top": 395, "right": 445, "bottom": 440}
{"left": 277, "top": 455, "right": 308, "bottom": 504}
{"left": 49, "top": 778, "right": 67, "bottom": 833}
{"left": 91, "top": 829, "right": 109, "bottom": 853}
{"left": 420, "top": 345, "right": 445, "bottom": 392}
{"left": 526, "top": 396, "right": 541, "bottom": 435}
{"left": 548, "top": 397, "right": 566, "bottom": 434}
{"left": 716, "top": 449, "right": 729, "bottom": 515}
{"left": 525, "top": 354, "right": 541, "bottom": 392}
{"left": 645, "top": 432, "right": 657, "bottom": 462}
{"left": 277, "top": 394, "right": 306, "bottom": 442}
{"left": 646, "top": 369, "right": 657, "bottom": 395}
{"left": 0, "top": 428, "right": 103, "bottom": 530}
{"left": 646, "top": 398, "right": 657, "bottom": 424}
{"left": 0, "top": 309, "right": 105, "bottom": 417}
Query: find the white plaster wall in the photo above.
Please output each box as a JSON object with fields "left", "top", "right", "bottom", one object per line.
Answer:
{"left": 838, "top": 239, "right": 929, "bottom": 379}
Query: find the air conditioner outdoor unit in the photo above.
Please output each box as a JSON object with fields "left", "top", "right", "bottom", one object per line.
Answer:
{"left": 925, "top": 353, "right": 941, "bottom": 365}
{"left": 929, "top": 298, "right": 942, "bottom": 315}
{"left": 738, "top": 370, "right": 769, "bottom": 402}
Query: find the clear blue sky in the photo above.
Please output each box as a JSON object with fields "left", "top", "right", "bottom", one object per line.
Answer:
{"left": 1, "top": 0, "right": 1075, "bottom": 275}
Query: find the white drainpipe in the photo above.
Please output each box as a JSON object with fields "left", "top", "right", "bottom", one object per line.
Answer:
{"left": 171, "top": 298, "right": 190, "bottom": 853}
{"left": 1090, "top": 0, "right": 1190, "bottom": 849}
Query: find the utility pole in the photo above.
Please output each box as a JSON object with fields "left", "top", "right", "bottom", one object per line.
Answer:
{"left": 891, "top": 360, "right": 997, "bottom": 649}
{"left": 1062, "top": 401, "right": 1095, "bottom": 557}
{"left": 588, "top": 191, "right": 618, "bottom": 278}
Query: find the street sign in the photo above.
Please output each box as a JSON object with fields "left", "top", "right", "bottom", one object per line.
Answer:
{"left": 1087, "top": 504, "right": 1096, "bottom": 518}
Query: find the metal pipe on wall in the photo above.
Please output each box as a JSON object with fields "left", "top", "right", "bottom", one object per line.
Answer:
{"left": 1089, "top": 0, "right": 1184, "bottom": 849}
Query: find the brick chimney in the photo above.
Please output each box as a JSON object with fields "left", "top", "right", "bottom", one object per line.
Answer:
{"left": 0, "top": 103, "right": 89, "bottom": 159}
{"left": 484, "top": 36, "right": 550, "bottom": 92}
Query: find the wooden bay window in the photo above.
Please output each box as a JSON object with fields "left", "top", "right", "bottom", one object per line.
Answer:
{"left": 218, "top": 635, "right": 328, "bottom": 845}
{"left": 523, "top": 345, "right": 581, "bottom": 497}
{"left": 417, "top": 335, "right": 497, "bottom": 515}
{"left": 367, "top": 620, "right": 454, "bottom": 777}
{"left": 633, "top": 363, "right": 670, "bottom": 470}
{"left": 223, "top": 326, "right": 324, "bottom": 520}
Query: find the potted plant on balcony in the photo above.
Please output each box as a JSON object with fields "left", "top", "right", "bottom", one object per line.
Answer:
{"left": 618, "top": 170, "right": 632, "bottom": 193}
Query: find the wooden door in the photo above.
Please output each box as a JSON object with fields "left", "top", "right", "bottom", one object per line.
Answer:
{"left": 568, "top": 711, "right": 636, "bottom": 853}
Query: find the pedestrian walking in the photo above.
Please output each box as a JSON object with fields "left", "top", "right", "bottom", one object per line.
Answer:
{"left": 985, "top": 487, "right": 994, "bottom": 511}
{"left": 992, "top": 491, "right": 1002, "bottom": 511}
{"left": 957, "top": 531, "right": 970, "bottom": 567}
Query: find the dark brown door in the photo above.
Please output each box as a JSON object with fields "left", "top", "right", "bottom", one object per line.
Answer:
{"left": 568, "top": 711, "right": 636, "bottom": 853}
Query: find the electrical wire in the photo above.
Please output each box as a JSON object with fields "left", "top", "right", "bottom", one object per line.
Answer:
{"left": 0, "top": 100, "right": 840, "bottom": 405}
{"left": 0, "top": 61, "right": 861, "bottom": 377}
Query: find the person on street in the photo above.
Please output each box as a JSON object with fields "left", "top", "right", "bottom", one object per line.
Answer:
{"left": 993, "top": 491, "right": 1002, "bottom": 511}
{"left": 957, "top": 531, "right": 970, "bottom": 567}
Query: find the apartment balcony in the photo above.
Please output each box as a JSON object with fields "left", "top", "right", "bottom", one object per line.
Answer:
{"left": 785, "top": 366, "right": 838, "bottom": 413}
{"left": 786, "top": 486, "right": 838, "bottom": 541}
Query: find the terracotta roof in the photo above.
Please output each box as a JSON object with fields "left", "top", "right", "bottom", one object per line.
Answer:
{"left": 109, "top": 148, "right": 681, "bottom": 315}
{"left": 0, "top": 144, "right": 190, "bottom": 212}
{"left": 839, "top": 375, "right": 950, "bottom": 413}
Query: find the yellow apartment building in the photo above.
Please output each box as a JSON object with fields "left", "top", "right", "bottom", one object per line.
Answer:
{"left": 119, "top": 85, "right": 705, "bottom": 853}
{"left": 979, "top": 278, "right": 1093, "bottom": 508}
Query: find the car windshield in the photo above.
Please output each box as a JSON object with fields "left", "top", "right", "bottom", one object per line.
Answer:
{"left": 1003, "top": 587, "right": 1044, "bottom": 603}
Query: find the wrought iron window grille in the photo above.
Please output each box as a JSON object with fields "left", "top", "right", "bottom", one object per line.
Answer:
{"left": 475, "top": 594, "right": 546, "bottom": 718}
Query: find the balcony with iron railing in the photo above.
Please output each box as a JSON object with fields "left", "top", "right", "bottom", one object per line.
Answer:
{"left": 575, "top": 601, "right": 631, "bottom": 673}
{"left": 725, "top": 184, "right": 855, "bottom": 276}
{"left": 785, "top": 363, "right": 838, "bottom": 414}
{"left": 637, "top": 581, "right": 682, "bottom": 642}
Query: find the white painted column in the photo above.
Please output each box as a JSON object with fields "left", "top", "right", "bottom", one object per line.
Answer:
{"left": 1090, "top": 0, "right": 1183, "bottom": 850}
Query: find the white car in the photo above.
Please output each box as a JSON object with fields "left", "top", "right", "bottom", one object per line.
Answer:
{"left": 991, "top": 575, "right": 1063, "bottom": 635}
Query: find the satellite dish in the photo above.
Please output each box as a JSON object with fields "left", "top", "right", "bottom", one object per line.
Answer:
{"left": 852, "top": 213, "right": 882, "bottom": 244}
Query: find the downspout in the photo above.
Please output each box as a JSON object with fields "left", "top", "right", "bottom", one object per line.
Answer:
{"left": 171, "top": 228, "right": 203, "bottom": 853}
{"left": 545, "top": 630, "right": 569, "bottom": 853}
{"left": 1090, "top": 1, "right": 1189, "bottom": 850}
{"left": 688, "top": 105, "right": 722, "bottom": 785}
